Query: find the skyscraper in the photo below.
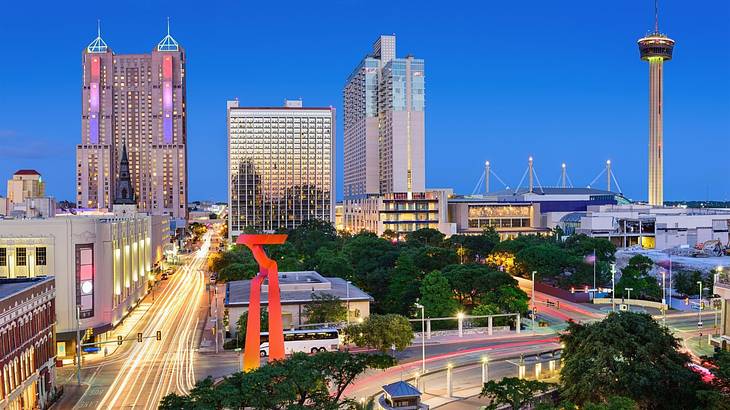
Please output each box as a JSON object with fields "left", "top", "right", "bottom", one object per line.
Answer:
{"left": 638, "top": 2, "right": 674, "bottom": 206}
{"left": 76, "top": 21, "right": 188, "bottom": 220}
{"left": 343, "top": 35, "right": 425, "bottom": 200}
{"left": 227, "top": 100, "right": 335, "bottom": 237}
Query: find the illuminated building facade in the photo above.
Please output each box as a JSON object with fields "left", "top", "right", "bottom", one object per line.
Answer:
{"left": 0, "top": 213, "right": 169, "bottom": 356}
{"left": 6, "top": 170, "right": 45, "bottom": 206}
{"left": 227, "top": 100, "right": 335, "bottom": 237}
{"left": 0, "top": 277, "right": 56, "bottom": 410}
{"left": 77, "top": 23, "right": 188, "bottom": 221}
{"left": 638, "top": 6, "right": 674, "bottom": 206}
{"left": 447, "top": 199, "right": 546, "bottom": 240}
{"left": 343, "top": 35, "right": 425, "bottom": 199}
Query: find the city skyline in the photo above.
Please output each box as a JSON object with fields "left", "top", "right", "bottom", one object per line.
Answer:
{"left": 0, "top": 1, "right": 728, "bottom": 202}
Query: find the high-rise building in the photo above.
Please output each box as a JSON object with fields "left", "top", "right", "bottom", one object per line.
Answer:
{"left": 227, "top": 100, "right": 335, "bottom": 237}
{"left": 76, "top": 22, "right": 188, "bottom": 221}
{"left": 343, "top": 35, "right": 425, "bottom": 199}
{"left": 638, "top": 2, "right": 674, "bottom": 206}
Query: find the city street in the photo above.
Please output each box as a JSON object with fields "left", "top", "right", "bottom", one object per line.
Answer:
{"left": 57, "top": 232, "right": 212, "bottom": 409}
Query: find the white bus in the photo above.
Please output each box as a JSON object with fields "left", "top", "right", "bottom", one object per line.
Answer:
{"left": 259, "top": 328, "right": 340, "bottom": 357}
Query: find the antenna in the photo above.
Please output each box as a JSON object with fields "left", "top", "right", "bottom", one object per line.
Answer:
{"left": 97, "top": 19, "right": 101, "bottom": 38}
{"left": 167, "top": 16, "right": 171, "bottom": 36}
{"left": 654, "top": 0, "right": 659, "bottom": 33}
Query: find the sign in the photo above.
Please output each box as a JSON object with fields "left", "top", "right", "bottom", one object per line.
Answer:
{"left": 619, "top": 304, "right": 628, "bottom": 311}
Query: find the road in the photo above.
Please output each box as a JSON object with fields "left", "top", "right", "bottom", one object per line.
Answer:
{"left": 67, "top": 232, "right": 212, "bottom": 409}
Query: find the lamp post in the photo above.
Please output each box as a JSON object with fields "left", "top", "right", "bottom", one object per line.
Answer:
{"left": 697, "top": 281, "right": 703, "bottom": 330}
{"left": 414, "top": 302, "right": 426, "bottom": 374}
{"left": 661, "top": 270, "right": 666, "bottom": 327}
{"left": 531, "top": 271, "right": 537, "bottom": 333}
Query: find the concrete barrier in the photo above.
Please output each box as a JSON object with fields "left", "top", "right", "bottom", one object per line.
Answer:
{"left": 593, "top": 297, "right": 667, "bottom": 310}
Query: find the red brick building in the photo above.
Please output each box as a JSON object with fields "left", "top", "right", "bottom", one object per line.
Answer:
{"left": 0, "top": 277, "right": 56, "bottom": 409}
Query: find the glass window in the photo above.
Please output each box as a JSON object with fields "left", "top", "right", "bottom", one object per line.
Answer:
{"left": 0, "top": 248, "right": 5, "bottom": 266}
{"left": 16, "top": 248, "right": 27, "bottom": 266}
{"left": 36, "top": 247, "right": 47, "bottom": 266}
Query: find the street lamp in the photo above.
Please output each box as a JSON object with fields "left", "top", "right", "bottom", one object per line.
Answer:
{"left": 624, "top": 288, "right": 634, "bottom": 311}
{"left": 531, "top": 271, "right": 537, "bottom": 333}
{"left": 697, "top": 281, "right": 703, "bottom": 331}
{"left": 661, "top": 270, "right": 666, "bottom": 327}
{"left": 414, "top": 302, "right": 426, "bottom": 374}
{"left": 346, "top": 281, "right": 351, "bottom": 324}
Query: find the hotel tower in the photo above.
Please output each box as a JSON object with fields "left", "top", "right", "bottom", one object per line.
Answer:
{"left": 76, "top": 22, "right": 188, "bottom": 220}
{"left": 638, "top": 2, "right": 674, "bottom": 206}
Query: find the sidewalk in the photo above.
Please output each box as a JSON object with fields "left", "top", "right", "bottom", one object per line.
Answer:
{"left": 199, "top": 283, "right": 225, "bottom": 353}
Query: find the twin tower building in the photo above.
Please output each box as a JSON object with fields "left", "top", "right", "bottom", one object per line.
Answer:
{"left": 77, "top": 24, "right": 188, "bottom": 223}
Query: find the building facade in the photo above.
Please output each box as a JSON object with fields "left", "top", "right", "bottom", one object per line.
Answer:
{"left": 343, "top": 35, "right": 425, "bottom": 200}
{"left": 447, "top": 199, "right": 547, "bottom": 240}
{"left": 76, "top": 25, "right": 188, "bottom": 222}
{"left": 227, "top": 100, "right": 335, "bottom": 237}
{"left": 225, "top": 271, "right": 371, "bottom": 332}
{"left": 0, "top": 277, "right": 56, "bottom": 410}
{"left": 0, "top": 213, "right": 169, "bottom": 356}
{"left": 6, "top": 170, "right": 45, "bottom": 207}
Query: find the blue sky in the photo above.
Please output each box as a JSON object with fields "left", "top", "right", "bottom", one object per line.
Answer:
{"left": 0, "top": 0, "right": 728, "bottom": 202}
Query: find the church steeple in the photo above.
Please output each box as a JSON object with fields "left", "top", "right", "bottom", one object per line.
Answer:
{"left": 114, "top": 143, "right": 136, "bottom": 205}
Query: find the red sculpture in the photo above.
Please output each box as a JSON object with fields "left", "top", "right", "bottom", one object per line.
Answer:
{"left": 236, "top": 234, "right": 288, "bottom": 371}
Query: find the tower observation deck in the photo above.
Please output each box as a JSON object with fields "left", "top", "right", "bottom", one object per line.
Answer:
{"left": 638, "top": 1, "right": 674, "bottom": 207}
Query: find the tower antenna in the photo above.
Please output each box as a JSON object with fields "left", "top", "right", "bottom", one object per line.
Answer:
{"left": 655, "top": 0, "right": 659, "bottom": 33}
{"left": 167, "top": 16, "right": 170, "bottom": 35}
{"left": 97, "top": 19, "right": 101, "bottom": 38}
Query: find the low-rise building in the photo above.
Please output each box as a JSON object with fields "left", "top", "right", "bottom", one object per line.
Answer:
{"left": 0, "top": 276, "right": 56, "bottom": 410}
{"left": 573, "top": 204, "right": 730, "bottom": 250}
{"left": 225, "top": 271, "right": 371, "bottom": 334}
{"left": 447, "top": 198, "right": 547, "bottom": 240}
{"left": 0, "top": 212, "right": 169, "bottom": 356}
{"left": 713, "top": 271, "right": 730, "bottom": 351}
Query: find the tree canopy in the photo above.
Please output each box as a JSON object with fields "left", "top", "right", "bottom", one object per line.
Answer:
{"left": 342, "top": 314, "right": 413, "bottom": 352}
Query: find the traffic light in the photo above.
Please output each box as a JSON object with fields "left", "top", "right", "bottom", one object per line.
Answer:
{"left": 156, "top": 331, "right": 162, "bottom": 341}
{"left": 137, "top": 332, "right": 143, "bottom": 342}
{"left": 117, "top": 335, "right": 123, "bottom": 346}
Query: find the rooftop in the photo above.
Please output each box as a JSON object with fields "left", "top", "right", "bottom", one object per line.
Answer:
{"left": 0, "top": 277, "right": 53, "bottom": 301}
{"left": 13, "top": 169, "right": 41, "bottom": 176}
{"left": 382, "top": 381, "right": 421, "bottom": 398}
{"left": 225, "top": 271, "right": 372, "bottom": 306}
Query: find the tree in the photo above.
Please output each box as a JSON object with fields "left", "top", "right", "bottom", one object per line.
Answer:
{"left": 447, "top": 228, "right": 500, "bottom": 262}
{"left": 303, "top": 293, "right": 347, "bottom": 324}
{"left": 236, "top": 308, "right": 269, "bottom": 340}
{"left": 514, "top": 243, "right": 570, "bottom": 279}
{"left": 673, "top": 270, "right": 703, "bottom": 296}
{"left": 582, "top": 396, "right": 640, "bottom": 410}
{"left": 559, "top": 311, "right": 704, "bottom": 408}
{"left": 418, "top": 271, "right": 459, "bottom": 318}
{"left": 382, "top": 254, "right": 422, "bottom": 315}
{"left": 706, "top": 350, "right": 730, "bottom": 394}
{"left": 159, "top": 351, "right": 396, "bottom": 409}
{"left": 479, "top": 377, "right": 554, "bottom": 410}
{"left": 615, "top": 255, "right": 661, "bottom": 301}
{"left": 342, "top": 314, "right": 414, "bottom": 352}
{"left": 313, "top": 248, "right": 354, "bottom": 280}
{"left": 442, "top": 264, "right": 492, "bottom": 308}
{"left": 411, "top": 246, "right": 459, "bottom": 274}
{"left": 405, "top": 228, "right": 445, "bottom": 247}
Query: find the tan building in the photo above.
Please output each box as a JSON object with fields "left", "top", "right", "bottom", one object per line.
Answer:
{"left": 225, "top": 271, "right": 371, "bottom": 333}
{"left": 712, "top": 270, "right": 730, "bottom": 351}
{"left": 6, "top": 170, "right": 45, "bottom": 206}
{"left": 447, "top": 199, "right": 547, "bottom": 240}
{"left": 0, "top": 212, "right": 169, "bottom": 356}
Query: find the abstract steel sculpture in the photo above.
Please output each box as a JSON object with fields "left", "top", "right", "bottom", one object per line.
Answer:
{"left": 237, "top": 234, "right": 288, "bottom": 371}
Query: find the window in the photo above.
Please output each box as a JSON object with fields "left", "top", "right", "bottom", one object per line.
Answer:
{"left": 0, "top": 248, "right": 6, "bottom": 266}
{"left": 36, "top": 247, "right": 47, "bottom": 266}
{"left": 16, "top": 248, "right": 27, "bottom": 266}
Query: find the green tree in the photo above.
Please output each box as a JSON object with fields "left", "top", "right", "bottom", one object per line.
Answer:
{"left": 342, "top": 314, "right": 414, "bottom": 352}
{"left": 405, "top": 228, "right": 445, "bottom": 247}
{"left": 447, "top": 227, "right": 500, "bottom": 262}
{"left": 479, "top": 377, "right": 554, "bottom": 410}
{"left": 616, "top": 255, "right": 661, "bottom": 301}
{"left": 382, "top": 254, "right": 422, "bottom": 315}
{"left": 583, "top": 396, "right": 640, "bottom": 410}
{"left": 236, "top": 308, "right": 269, "bottom": 341}
{"left": 313, "top": 248, "right": 354, "bottom": 280}
{"left": 418, "top": 271, "right": 459, "bottom": 318}
{"left": 673, "top": 270, "right": 702, "bottom": 296}
{"left": 159, "top": 351, "right": 395, "bottom": 409}
{"left": 559, "top": 311, "right": 703, "bottom": 408}
{"left": 442, "top": 264, "right": 492, "bottom": 308}
{"left": 303, "top": 293, "right": 347, "bottom": 324}
{"left": 514, "top": 243, "right": 570, "bottom": 279}
{"left": 706, "top": 350, "right": 730, "bottom": 394}
{"left": 411, "top": 246, "right": 458, "bottom": 274}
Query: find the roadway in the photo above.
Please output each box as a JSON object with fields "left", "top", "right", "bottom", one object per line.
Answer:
{"left": 63, "top": 232, "right": 212, "bottom": 409}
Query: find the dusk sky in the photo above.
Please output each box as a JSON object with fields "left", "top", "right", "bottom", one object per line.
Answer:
{"left": 0, "top": 0, "right": 728, "bottom": 202}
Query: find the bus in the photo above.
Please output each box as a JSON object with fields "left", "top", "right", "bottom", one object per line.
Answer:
{"left": 259, "top": 328, "right": 340, "bottom": 357}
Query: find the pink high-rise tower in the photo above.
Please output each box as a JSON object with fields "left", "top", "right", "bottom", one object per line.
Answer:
{"left": 77, "top": 20, "right": 188, "bottom": 221}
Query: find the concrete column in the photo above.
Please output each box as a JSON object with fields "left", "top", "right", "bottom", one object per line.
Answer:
{"left": 446, "top": 365, "right": 453, "bottom": 397}
{"left": 535, "top": 362, "right": 542, "bottom": 379}
{"left": 518, "top": 355, "right": 526, "bottom": 379}
{"left": 427, "top": 319, "right": 431, "bottom": 340}
{"left": 488, "top": 316, "right": 493, "bottom": 336}
{"left": 516, "top": 314, "right": 521, "bottom": 334}
{"left": 481, "top": 359, "right": 489, "bottom": 384}
{"left": 458, "top": 316, "right": 463, "bottom": 337}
